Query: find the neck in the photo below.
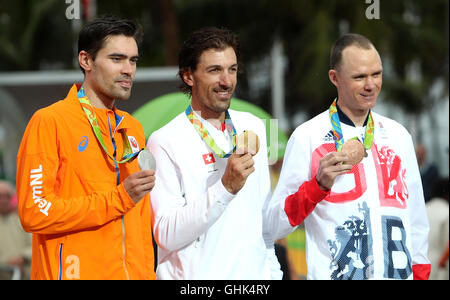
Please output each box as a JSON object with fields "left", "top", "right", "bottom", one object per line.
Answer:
{"left": 337, "top": 102, "right": 369, "bottom": 127}
{"left": 82, "top": 82, "right": 115, "bottom": 110}
{"left": 191, "top": 101, "right": 226, "bottom": 126}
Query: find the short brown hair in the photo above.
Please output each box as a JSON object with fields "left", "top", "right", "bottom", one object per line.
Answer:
{"left": 178, "top": 27, "right": 240, "bottom": 97}
{"left": 78, "top": 14, "right": 143, "bottom": 74}
{"left": 330, "top": 33, "right": 374, "bottom": 70}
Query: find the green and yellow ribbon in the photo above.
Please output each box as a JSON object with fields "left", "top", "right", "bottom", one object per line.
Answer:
{"left": 78, "top": 87, "right": 139, "bottom": 164}
{"left": 329, "top": 98, "right": 374, "bottom": 152}
{"left": 185, "top": 105, "right": 236, "bottom": 158}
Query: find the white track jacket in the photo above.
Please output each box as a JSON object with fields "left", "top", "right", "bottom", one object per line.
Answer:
{"left": 148, "top": 110, "right": 279, "bottom": 279}
{"left": 268, "top": 110, "right": 430, "bottom": 280}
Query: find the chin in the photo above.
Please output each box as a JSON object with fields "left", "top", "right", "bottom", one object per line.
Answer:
{"left": 357, "top": 97, "right": 377, "bottom": 109}
{"left": 114, "top": 90, "right": 132, "bottom": 101}
{"left": 367, "top": 99, "right": 377, "bottom": 109}
{"left": 213, "top": 101, "right": 231, "bottom": 113}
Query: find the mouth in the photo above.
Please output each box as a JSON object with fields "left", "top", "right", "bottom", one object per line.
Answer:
{"left": 117, "top": 80, "right": 132, "bottom": 89}
{"left": 213, "top": 88, "right": 232, "bottom": 99}
{"left": 360, "top": 93, "right": 376, "bottom": 100}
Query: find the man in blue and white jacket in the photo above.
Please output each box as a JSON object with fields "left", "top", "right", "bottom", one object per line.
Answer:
{"left": 267, "top": 33, "right": 430, "bottom": 280}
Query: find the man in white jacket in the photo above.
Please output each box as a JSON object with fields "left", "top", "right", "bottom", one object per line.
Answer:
{"left": 268, "top": 33, "right": 430, "bottom": 279}
{"left": 147, "top": 27, "right": 280, "bottom": 279}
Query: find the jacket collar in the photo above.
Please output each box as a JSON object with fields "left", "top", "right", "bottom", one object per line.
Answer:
{"left": 67, "top": 83, "right": 133, "bottom": 131}
{"left": 336, "top": 101, "right": 370, "bottom": 127}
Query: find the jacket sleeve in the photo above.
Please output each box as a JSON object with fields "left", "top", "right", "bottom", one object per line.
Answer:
{"left": 264, "top": 126, "right": 329, "bottom": 241}
{"left": 259, "top": 120, "right": 276, "bottom": 246}
{"left": 147, "top": 132, "right": 235, "bottom": 252}
{"left": 16, "top": 110, "right": 136, "bottom": 235}
{"left": 403, "top": 132, "right": 431, "bottom": 280}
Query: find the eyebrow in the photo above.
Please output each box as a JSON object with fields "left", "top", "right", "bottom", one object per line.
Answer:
{"left": 108, "top": 53, "right": 139, "bottom": 60}
{"left": 352, "top": 69, "right": 383, "bottom": 78}
{"left": 206, "top": 63, "right": 239, "bottom": 70}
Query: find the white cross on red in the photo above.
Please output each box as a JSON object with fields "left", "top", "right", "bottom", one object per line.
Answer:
{"left": 202, "top": 153, "right": 216, "bottom": 165}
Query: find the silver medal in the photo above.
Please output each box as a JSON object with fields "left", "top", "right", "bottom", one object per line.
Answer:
{"left": 137, "top": 149, "right": 156, "bottom": 171}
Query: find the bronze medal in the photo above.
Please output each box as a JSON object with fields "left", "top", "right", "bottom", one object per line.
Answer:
{"left": 341, "top": 139, "right": 365, "bottom": 165}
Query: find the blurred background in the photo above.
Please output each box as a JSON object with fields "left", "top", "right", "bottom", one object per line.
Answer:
{"left": 0, "top": 0, "right": 449, "bottom": 180}
{"left": 0, "top": 0, "right": 448, "bottom": 279}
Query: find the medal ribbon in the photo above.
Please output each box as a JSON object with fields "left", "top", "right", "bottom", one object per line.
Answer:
{"left": 185, "top": 105, "right": 237, "bottom": 158}
{"left": 78, "top": 87, "right": 139, "bottom": 164}
{"left": 329, "top": 98, "right": 374, "bottom": 152}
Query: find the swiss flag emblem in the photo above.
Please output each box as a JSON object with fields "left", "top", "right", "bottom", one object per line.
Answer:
{"left": 202, "top": 153, "right": 216, "bottom": 165}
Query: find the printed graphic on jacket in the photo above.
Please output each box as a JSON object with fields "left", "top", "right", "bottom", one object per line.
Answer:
{"left": 311, "top": 143, "right": 408, "bottom": 208}
{"left": 312, "top": 142, "right": 413, "bottom": 279}
{"left": 30, "top": 164, "right": 52, "bottom": 216}
{"left": 327, "top": 202, "right": 373, "bottom": 280}
{"left": 374, "top": 145, "right": 408, "bottom": 209}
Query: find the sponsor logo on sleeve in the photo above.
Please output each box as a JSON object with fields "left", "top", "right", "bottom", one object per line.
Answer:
{"left": 30, "top": 165, "right": 52, "bottom": 216}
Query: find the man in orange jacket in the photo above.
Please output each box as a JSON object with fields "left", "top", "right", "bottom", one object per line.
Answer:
{"left": 16, "top": 15, "right": 156, "bottom": 280}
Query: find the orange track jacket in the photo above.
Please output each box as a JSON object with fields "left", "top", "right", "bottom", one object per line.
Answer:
{"left": 16, "top": 84, "right": 156, "bottom": 280}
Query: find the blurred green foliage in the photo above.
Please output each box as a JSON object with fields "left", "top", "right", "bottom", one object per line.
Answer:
{"left": 0, "top": 0, "right": 447, "bottom": 119}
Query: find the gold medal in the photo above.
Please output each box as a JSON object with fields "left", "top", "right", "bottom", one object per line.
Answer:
{"left": 236, "top": 130, "right": 260, "bottom": 155}
{"left": 341, "top": 139, "right": 365, "bottom": 165}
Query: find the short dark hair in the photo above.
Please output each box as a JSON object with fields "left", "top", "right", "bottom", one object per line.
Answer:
{"left": 330, "top": 33, "right": 374, "bottom": 70}
{"left": 178, "top": 27, "right": 240, "bottom": 96}
{"left": 78, "top": 14, "right": 143, "bottom": 74}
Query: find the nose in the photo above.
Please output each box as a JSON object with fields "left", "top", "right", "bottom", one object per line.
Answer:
{"left": 364, "top": 76, "right": 376, "bottom": 91}
{"left": 219, "top": 71, "right": 233, "bottom": 88}
{"left": 121, "top": 61, "right": 135, "bottom": 77}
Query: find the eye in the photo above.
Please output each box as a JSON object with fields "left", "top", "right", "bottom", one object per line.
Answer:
{"left": 111, "top": 57, "right": 121, "bottom": 62}
{"left": 130, "top": 58, "right": 138, "bottom": 64}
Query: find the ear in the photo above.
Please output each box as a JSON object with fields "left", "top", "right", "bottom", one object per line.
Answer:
{"left": 328, "top": 69, "right": 339, "bottom": 88}
{"left": 182, "top": 69, "right": 194, "bottom": 87}
{"left": 79, "top": 50, "right": 93, "bottom": 73}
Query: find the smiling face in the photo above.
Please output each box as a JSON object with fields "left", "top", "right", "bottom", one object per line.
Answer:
{"left": 183, "top": 47, "right": 238, "bottom": 121}
{"left": 80, "top": 34, "right": 139, "bottom": 109}
{"left": 329, "top": 45, "right": 383, "bottom": 125}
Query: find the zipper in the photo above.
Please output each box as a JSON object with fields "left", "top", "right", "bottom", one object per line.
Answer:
{"left": 108, "top": 114, "right": 121, "bottom": 185}
{"left": 58, "top": 243, "right": 63, "bottom": 280}
{"left": 121, "top": 215, "right": 131, "bottom": 280}
{"left": 109, "top": 114, "right": 130, "bottom": 280}
{"left": 194, "top": 235, "right": 202, "bottom": 248}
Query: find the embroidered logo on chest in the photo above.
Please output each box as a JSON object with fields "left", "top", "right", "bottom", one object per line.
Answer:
{"left": 78, "top": 136, "right": 89, "bottom": 152}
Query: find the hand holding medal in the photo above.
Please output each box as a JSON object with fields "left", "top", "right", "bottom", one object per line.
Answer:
{"left": 329, "top": 99, "right": 373, "bottom": 166}
{"left": 222, "top": 130, "right": 259, "bottom": 195}
{"left": 78, "top": 86, "right": 155, "bottom": 203}
{"left": 315, "top": 99, "right": 375, "bottom": 191}
{"left": 185, "top": 104, "right": 258, "bottom": 195}
{"left": 122, "top": 148, "right": 156, "bottom": 204}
